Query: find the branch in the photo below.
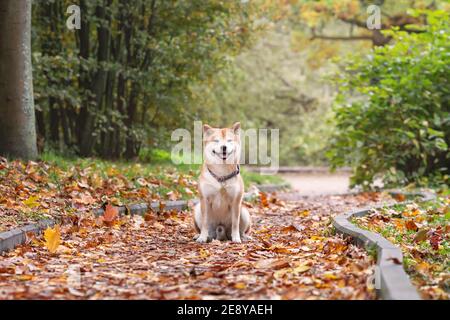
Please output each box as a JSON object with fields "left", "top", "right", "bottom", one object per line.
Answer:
{"left": 274, "top": 94, "right": 315, "bottom": 106}
{"left": 310, "top": 28, "right": 372, "bottom": 41}
{"left": 339, "top": 13, "right": 425, "bottom": 33}
{"left": 310, "top": 34, "right": 373, "bottom": 41}
{"left": 337, "top": 16, "right": 368, "bottom": 28}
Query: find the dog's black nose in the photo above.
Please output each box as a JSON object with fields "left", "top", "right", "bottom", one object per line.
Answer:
{"left": 221, "top": 145, "right": 227, "bottom": 153}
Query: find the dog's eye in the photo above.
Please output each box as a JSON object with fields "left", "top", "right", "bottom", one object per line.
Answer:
{"left": 227, "top": 139, "right": 232, "bottom": 142}
{"left": 213, "top": 139, "right": 219, "bottom": 143}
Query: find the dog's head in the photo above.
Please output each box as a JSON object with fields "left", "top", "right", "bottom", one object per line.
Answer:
{"left": 203, "top": 122, "right": 241, "bottom": 164}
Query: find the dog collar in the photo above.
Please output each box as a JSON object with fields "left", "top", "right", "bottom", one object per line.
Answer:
{"left": 207, "top": 165, "right": 240, "bottom": 183}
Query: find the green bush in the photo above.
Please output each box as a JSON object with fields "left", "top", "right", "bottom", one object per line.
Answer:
{"left": 139, "top": 148, "right": 172, "bottom": 164}
{"left": 328, "top": 10, "right": 449, "bottom": 189}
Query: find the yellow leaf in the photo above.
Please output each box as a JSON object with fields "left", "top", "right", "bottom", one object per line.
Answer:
{"left": 16, "top": 274, "right": 34, "bottom": 281}
{"left": 417, "top": 262, "right": 430, "bottom": 272}
{"left": 292, "top": 264, "right": 310, "bottom": 274}
{"left": 323, "top": 272, "right": 339, "bottom": 280}
{"left": 199, "top": 248, "right": 210, "bottom": 259}
{"left": 24, "top": 195, "right": 39, "bottom": 208}
{"left": 234, "top": 282, "right": 246, "bottom": 289}
{"left": 295, "top": 210, "right": 310, "bottom": 217}
{"left": 44, "top": 225, "right": 61, "bottom": 253}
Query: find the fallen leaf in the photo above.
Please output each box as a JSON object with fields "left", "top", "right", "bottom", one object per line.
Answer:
{"left": 281, "top": 225, "right": 301, "bottom": 233}
{"left": 255, "top": 258, "right": 290, "bottom": 270}
{"left": 259, "top": 192, "right": 269, "bottom": 207}
{"left": 413, "top": 229, "right": 428, "bottom": 243}
{"left": 429, "top": 233, "right": 441, "bottom": 250}
{"left": 234, "top": 282, "right": 246, "bottom": 289}
{"left": 198, "top": 248, "right": 210, "bottom": 259}
{"left": 295, "top": 210, "right": 310, "bottom": 217}
{"left": 153, "top": 221, "right": 165, "bottom": 231}
{"left": 44, "top": 225, "right": 61, "bottom": 254}
{"left": 103, "top": 204, "right": 119, "bottom": 226}
{"left": 292, "top": 264, "right": 310, "bottom": 274}
{"left": 394, "top": 194, "right": 406, "bottom": 202}
{"left": 387, "top": 257, "right": 401, "bottom": 265}
{"left": 322, "top": 272, "right": 339, "bottom": 280}
{"left": 405, "top": 220, "right": 418, "bottom": 231}
{"left": 24, "top": 196, "right": 39, "bottom": 208}
{"left": 16, "top": 274, "right": 34, "bottom": 281}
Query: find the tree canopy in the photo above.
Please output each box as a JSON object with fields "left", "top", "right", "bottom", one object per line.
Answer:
{"left": 32, "top": 0, "right": 260, "bottom": 158}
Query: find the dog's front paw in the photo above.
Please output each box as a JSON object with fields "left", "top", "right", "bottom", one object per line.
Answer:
{"left": 196, "top": 234, "right": 208, "bottom": 243}
{"left": 231, "top": 234, "right": 242, "bottom": 243}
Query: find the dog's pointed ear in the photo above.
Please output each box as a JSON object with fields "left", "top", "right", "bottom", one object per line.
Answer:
{"left": 203, "top": 124, "right": 212, "bottom": 137}
{"left": 232, "top": 122, "right": 241, "bottom": 135}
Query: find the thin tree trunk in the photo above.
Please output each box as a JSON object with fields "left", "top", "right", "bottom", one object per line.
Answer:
{"left": 79, "top": 1, "right": 111, "bottom": 156}
{"left": 0, "top": 0, "right": 37, "bottom": 160}
{"left": 49, "top": 98, "right": 60, "bottom": 145}
{"left": 60, "top": 106, "right": 71, "bottom": 147}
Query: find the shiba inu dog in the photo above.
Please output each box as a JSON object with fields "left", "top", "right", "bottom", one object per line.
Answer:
{"left": 193, "top": 122, "right": 251, "bottom": 243}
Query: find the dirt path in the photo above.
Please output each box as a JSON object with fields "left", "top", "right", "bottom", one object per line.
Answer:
{"left": 0, "top": 193, "right": 393, "bottom": 300}
{"left": 279, "top": 173, "right": 351, "bottom": 196}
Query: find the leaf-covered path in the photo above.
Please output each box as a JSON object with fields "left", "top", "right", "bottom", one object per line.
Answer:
{"left": 0, "top": 193, "right": 394, "bottom": 300}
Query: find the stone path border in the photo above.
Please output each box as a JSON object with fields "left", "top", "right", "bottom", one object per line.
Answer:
{"left": 0, "top": 183, "right": 288, "bottom": 254}
{"left": 0, "top": 219, "right": 55, "bottom": 254}
{"left": 332, "top": 190, "right": 436, "bottom": 300}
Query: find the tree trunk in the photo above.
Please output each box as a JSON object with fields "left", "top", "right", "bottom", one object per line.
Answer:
{"left": 79, "top": 2, "right": 111, "bottom": 156}
{"left": 0, "top": 0, "right": 37, "bottom": 160}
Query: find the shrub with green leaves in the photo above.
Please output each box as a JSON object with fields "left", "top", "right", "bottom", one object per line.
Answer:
{"left": 328, "top": 10, "right": 449, "bottom": 189}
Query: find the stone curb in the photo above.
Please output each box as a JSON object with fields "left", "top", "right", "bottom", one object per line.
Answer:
{"left": 91, "top": 185, "right": 289, "bottom": 217}
{"left": 0, "top": 183, "right": 288, "bottom": 254}
{"left": 332, "top": 190, "right": 436, "bottom": 300}
{"left": 0, "top": 219, "right": 55, "bottom": 254}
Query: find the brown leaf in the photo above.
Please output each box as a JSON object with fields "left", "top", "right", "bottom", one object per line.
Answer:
{"left": 259, "top": 192, "right": 269, "bottom": 207}
{"left": 394, "top": 194, "right": 406, "bottom": 202}
{"left": 281, "top": 225, "right": 301, "bottom": 233}
{"left": 429, "top": 233, "right": 441, "bottom": 250}
{"left": 413, "top": 229, "right": 428, "bottom": 243}
{"left": 103, "top": 204, "right": 119, "bottom": 226}
{"left": 405, "top": 220, "right": 418, "bottom": 231}
{"left": 255, "top": 258, "right": 290, "bottom": 270}
{"left": 387, "top": 257, "right": 402, "bottom": 265}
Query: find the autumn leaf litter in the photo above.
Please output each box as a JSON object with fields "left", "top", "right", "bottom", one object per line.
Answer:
{"left": 0, "top": 191, "right": 396, "bottom": 299}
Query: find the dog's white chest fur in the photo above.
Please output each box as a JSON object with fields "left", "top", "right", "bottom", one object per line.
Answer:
{"left": 202, "top": 176, "right": 240, "bottom": 212}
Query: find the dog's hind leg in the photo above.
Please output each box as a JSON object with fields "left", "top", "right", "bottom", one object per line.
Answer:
{"left": 240, "top": 206, "right": 252, "bottom": 241}
{"left": 193, "top": 203, "right": 201, "bottom": 240}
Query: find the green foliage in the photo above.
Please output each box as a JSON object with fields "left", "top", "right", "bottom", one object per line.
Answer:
{"left": 328, "top": 10, "right": 450, "bottom": 189}
{"left": 138, "top": 147, "right": 172, "bottom": 164}
{"left": 32, "top": 0, "right": 257, "bottom": 158}
{"left": 191, "top": 24, "right": 342, "bottom": 166}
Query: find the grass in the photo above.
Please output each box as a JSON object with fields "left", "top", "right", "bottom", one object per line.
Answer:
{"left": 352, "top": 193, "right": 450, "bottom": 299}
{"left": 40, "top": 151, "right": 285, "bottom": 197}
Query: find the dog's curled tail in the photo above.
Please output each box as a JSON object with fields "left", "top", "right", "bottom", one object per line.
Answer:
{"left": 215, "top": 225, "right": 227, "bottom": 241}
